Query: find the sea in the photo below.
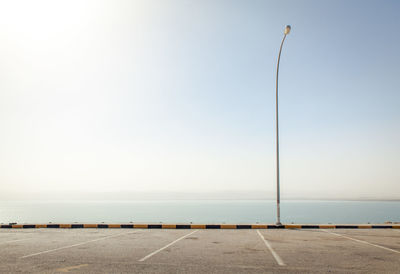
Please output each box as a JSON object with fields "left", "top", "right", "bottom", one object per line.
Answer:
{"left": 1, "top": 200, "right": 399, "bottom": 224}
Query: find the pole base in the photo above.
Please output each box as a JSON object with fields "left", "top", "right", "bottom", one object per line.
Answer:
{"left": 276, "top": 222, "right": 282, "bottom": 226}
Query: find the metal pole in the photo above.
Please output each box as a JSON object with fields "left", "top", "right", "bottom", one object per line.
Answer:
{"left": 275, "top": 33, "right": 287, "bottom": 226}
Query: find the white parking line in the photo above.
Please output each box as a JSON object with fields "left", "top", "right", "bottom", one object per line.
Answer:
{"left": 21, "top": 231, "right": 139, "bottom": 259}
{"left": 1, "top": 239, "right": 29, "bottom": 244}
{"left": 256, "top": 230, "right": 286, "bottom": 266}
{"left": 322, "top": 230, "right": 400, "bottom": 254}
{"left": 138, "top": 230, "right": 198, "bottom": 262}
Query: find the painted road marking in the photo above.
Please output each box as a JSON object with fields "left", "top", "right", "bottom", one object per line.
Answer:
{"left": 56, "top": 264, "right": 89, "bottom": 272}
{"left": 138, "top": 230, "right": 198, "bottom": 262}
{"left": 256, "top": 230, "right": 286, "bottom": 266}
{"left": 322, "top": 230, "right": 400, "bottom": 254}
{"left": 0, "top": 239, "right": 30, "bottom": 244}
{"left": 21, "top": 231, "right": 139, "bottom": 259}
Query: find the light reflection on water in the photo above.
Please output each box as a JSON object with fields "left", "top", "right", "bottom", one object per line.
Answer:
{"left": 1, "top": 200, "right": 399, "bottom": 224}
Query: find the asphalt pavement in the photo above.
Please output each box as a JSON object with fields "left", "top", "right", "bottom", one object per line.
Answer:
{"left": 1, "top": 228, "right": 400, "bottom": 273}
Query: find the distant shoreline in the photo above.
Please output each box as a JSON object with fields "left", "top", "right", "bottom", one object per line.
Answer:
{"left": 1, "top": 199, "right": 400, "bottom": 202}
{"left": 1, "top": 190, "right": 399, "bottom": 202}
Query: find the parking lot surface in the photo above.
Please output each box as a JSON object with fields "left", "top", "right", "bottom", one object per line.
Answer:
{"left": 1, "top": 229, "right": 399, "bottom": 273}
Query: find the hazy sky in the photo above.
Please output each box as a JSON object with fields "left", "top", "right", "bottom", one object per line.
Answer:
{"left": 0, "top": 0, "right": 399, "bottom": 199}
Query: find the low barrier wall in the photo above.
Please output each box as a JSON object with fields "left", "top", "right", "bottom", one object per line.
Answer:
{"left": 1, "top": 224, "right": 399, "bottom": 229}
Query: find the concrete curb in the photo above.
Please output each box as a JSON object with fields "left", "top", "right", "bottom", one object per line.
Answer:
{"left": 1, "top": 224, "right": 399, "bottom": 229}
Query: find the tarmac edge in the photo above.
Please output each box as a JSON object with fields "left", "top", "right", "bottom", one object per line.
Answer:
{"left": 1, "top": 224, "right": 399, "bottom": 229}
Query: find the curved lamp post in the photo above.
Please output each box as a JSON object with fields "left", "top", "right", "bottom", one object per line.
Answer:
{"left": 275, "top": 25, "right": 291, "bottom": 226}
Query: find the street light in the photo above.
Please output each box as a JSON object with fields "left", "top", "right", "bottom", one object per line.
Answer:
{"left": 275, "top": 25, "right": 291, "bottom": 226}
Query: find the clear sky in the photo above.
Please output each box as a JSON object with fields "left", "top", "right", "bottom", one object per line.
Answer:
{"left": 0, "top": 0, "right": 399, "bottom": 200}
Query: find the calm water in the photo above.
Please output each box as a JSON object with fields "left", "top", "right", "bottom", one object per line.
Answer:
{"left": 1, "top": 200, "right": 399, "bottom": 224}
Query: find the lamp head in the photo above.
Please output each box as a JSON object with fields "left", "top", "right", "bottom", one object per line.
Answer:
{"left": 284, "top": 25, "right": 291, "bottom": 35}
